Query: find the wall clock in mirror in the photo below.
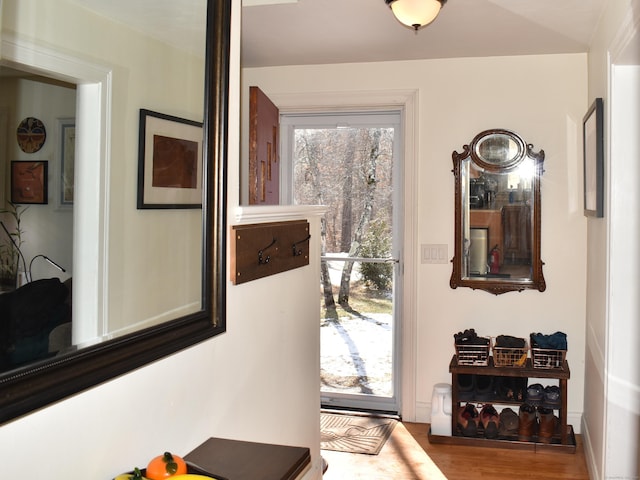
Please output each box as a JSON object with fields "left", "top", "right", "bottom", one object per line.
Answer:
{"left": 16, "top": 117, "right": 47, "bottom": 153}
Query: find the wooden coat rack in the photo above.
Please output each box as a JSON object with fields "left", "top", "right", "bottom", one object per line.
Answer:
{"left": 231, "top": 220, "right": 311, "bottom": 285}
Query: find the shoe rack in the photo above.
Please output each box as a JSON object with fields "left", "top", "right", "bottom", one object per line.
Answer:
{"left": 428, "top": 355, "right": 576, "bottom": 453}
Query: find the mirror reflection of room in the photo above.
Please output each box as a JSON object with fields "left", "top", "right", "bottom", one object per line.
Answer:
{"left": 0, "top": 0, "right": 207, "bottom": 377}
{"left": 0, "top": 68, "right": 75, "bottom": 372}
{"left": 467, "top": 164, "right": 533, "bottom": 279}
{"left": 0, "top": 0, "right": 227, "bottom": 431}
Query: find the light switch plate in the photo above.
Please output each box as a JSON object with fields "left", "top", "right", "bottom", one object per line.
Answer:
{"left": 421, "top": 244, "right": 448, "bottom": 264}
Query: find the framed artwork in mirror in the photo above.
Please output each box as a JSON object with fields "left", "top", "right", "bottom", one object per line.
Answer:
{"left": 583, "top": 98, "right": 604, "bottom": 217}
{"left": 58, "top": 118, "right": 75, "bottom": 206}
{"left": 137, "top": 109, "right": 203, "bottom": 209}
{"left": 11, "top": 160, "right": 48, "bottom": 204}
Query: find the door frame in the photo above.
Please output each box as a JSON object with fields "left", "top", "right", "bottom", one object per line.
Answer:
{"left": 1, "top": 33, "right": 111, "bottom": 343}
{"left": 268, "top": 89, "right": 419, "bottom": 420}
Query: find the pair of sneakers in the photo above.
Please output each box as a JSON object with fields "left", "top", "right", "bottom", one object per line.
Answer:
{"left": 526, "top": 383, "right": 561, "bottom": 407}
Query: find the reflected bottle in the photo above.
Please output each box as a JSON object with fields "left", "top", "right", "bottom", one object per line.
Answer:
{"left": 489, "top": 245, "right": 500, "bottom": 274}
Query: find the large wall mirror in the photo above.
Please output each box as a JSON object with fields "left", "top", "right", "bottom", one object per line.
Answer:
{"left": 450, "top": 128, "right": 546, "bottom": 295}
{"left": 0, "top": 0, "right": 229, "bottom": 424}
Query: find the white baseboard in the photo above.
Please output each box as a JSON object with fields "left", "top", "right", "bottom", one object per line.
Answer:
{"left": 580, "top": 416, "right": 600, "bottom": 480}
{"left": 415, "top": 401, "right": 431, "bottom": 423}
{"left": 568, "top": 412, "right": 582, "bottom": 434}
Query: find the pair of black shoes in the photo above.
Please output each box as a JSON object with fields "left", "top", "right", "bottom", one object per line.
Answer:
{"left": 494, "top": 377, "right": 527, "bottom": 402}
{"left": 458, "top": 375, "right": 526, "bottom": 402}
{"left": 457, "top": 374, "right": 494, "bottom": 401}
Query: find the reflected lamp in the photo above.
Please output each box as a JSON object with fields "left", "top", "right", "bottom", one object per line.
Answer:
{"left": 28, "top": 254, "right": 66, "bottom": 282}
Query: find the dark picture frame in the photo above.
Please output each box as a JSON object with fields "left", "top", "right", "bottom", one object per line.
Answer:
{"left": 137, "top": 109, "right": 203, "bottom": 209}
{"left": 11, "top": 160, "right": 48, "bottom": 204}
{"left": 583, "top": 98, "right": 604, "bottom": 217}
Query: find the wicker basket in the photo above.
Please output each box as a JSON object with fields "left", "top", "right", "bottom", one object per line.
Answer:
{"left": 455, "top": 338, "right": 491, "bottom": 366}
{"left": 493, "top": 342, "right": 528, "bottom": 367}
{"left": 531, "top": 347, "right": 566, "bottom": 369}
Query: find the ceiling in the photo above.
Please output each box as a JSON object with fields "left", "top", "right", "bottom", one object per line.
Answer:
{"left": 7, "top": 0, "right": 608, "bottom": 72}
{"left": 241, "top": 0, "right": 608, "bottom": 67}
{"left": 69, "top": 0, "right": 208, "bottom": 57}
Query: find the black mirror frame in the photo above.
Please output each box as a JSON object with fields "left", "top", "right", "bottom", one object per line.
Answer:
{"left": 450, "top": 128, "right": 546, "bottom": 295}
{"left": 0, "top": 0, "right": 230, "bottom": 425}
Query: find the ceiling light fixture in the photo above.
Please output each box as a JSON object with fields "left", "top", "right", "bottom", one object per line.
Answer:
{"left": 385, "top": 0, "right": 447, "bottom": 32}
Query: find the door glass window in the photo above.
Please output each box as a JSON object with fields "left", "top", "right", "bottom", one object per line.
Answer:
{"left": 281, "top": 111, "right": 402, "bottom": 413}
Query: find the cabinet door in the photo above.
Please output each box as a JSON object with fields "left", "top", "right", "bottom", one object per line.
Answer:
{"left": 502, "top": 205, "right": 531, "bottom": 264}
{"left": 249, "top": 86, "right": 279, "bottom": 204}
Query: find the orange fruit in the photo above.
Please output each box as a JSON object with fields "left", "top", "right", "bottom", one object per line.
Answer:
{"left": 146, "top": 452, "right": 187, "bottom": 479}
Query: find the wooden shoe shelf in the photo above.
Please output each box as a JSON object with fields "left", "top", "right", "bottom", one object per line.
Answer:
{"left": 428, "top": 355, "right": 576, "bottom": 453}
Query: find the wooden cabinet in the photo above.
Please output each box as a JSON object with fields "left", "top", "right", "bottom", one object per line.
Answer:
{"left": 428, "top": 355, "right": 576, "bottom": 453}
{"left": 501, "top": 205, "right": 531, "bottom": 264}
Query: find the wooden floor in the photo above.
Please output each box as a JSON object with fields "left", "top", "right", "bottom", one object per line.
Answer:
{"left": 323, "top": 422, "right": 591, "bottom": 480}
{"left": 407, "top": 423, "right": 590, "bottom": 480}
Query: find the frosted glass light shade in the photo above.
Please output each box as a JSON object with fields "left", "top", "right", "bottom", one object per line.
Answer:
{"left": 388, "top": 0, "right": 443, "bottom": 30}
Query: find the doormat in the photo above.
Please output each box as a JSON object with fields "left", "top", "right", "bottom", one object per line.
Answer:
{"left": 320, "top": 412, "right": 398, "bottom": 455}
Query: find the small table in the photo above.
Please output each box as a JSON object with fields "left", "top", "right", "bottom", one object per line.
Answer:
{"left": 185, "top": 437, "right": 311, "bottom": 480}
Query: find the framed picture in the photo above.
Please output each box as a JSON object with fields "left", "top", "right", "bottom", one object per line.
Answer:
{"left": 137, "top": 109, "right": 203, "bottom": 209}
{"left": 0, "top": 109, "right": 8, "bottom": 207}
{"left": 11, "top": 161, "right": 48, "bottom": 204}
{"left": 583, "top": 98, "right": 604, "bottom": 217}
{"left": 58, "top": 118, "right": 75, "bottom": 206}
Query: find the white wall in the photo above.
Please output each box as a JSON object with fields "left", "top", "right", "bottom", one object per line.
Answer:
{"left": 243, "top": 53, "right": 589, "bottom": 427}
{"left": 0, "top": 1, "right": 324, "bottom": 479}
{"left": 582, "top": 1, "right": 640, "bottom": 479}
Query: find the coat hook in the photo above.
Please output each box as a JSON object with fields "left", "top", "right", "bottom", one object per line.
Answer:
{"left": 258, "top": 237, "right": 277, "bottom": 264}
{"left": 292, "top": 234, "right": 311, "bottom": 256}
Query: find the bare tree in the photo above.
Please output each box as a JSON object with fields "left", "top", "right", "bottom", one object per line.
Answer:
{"left": 293, "top": 126, "right": 393, "bottom": 311}
{"left": 296, "top": 131, "right": 336, "bottom": 311}
{"left": 338, "top": 129, "right": 382, "bottom": 306}
{"left": 339, "top": 130, "right": 357, "bottom": 252}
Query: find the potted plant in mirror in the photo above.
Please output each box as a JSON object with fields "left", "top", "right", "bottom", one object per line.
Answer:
{"left": 0, "top": 202, "right": 28, "bottom": 292}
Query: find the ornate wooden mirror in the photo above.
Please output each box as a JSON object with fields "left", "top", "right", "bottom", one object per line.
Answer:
{"left": 450, "top": 128, "right": 546, "bottom": 295}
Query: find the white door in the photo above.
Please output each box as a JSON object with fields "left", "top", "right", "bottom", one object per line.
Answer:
{"left": 281, "top": 110, "right": 403, "bottom": 414}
